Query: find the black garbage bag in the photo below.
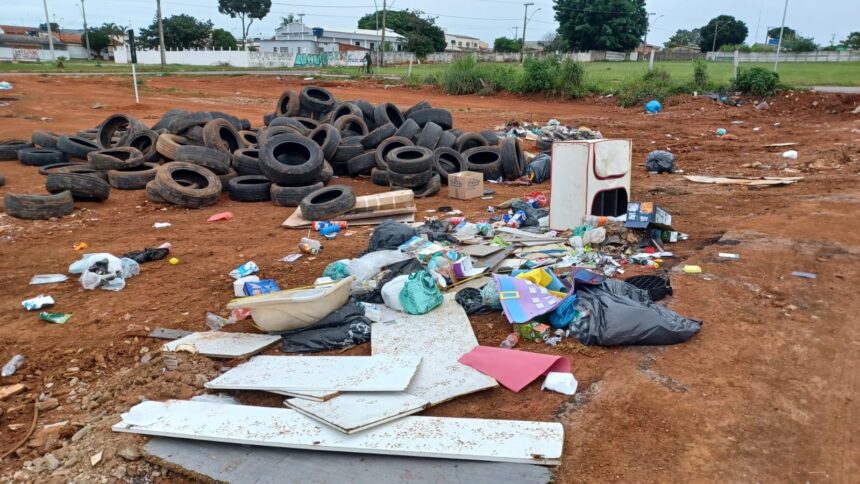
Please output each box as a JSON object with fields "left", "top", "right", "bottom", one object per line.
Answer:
{"left": 367, "top": 220, "right": 417, "bottom": 252}
{"left": 511, "top": 199, "right": 549, "bottom": 227}
{"left": 571, "top": 279, "right": 701, "bottom": 346}
{"left": 121, "top": 247, "right": 169, "bottom": 264}
{"left": 278, "top": 303, "right": 371, "bottom": 353}
{"left": 455, "top": 287, "right": 496, "bottom": 315}
{"left": 352, "top": 258, "right": 424, "bottom": 304}
{"left": 527, "top": 153, "right": 551, "bottom": 183}
{"left": 645, "top": 150, "right": 675, "bottom": 174}
{"left": 416, "top": 219, "right": 452, "bottom": 243}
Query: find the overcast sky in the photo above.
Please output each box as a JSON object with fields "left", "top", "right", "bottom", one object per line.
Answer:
{"left": 1, "top": 0, "right": 854, "bottom": 47}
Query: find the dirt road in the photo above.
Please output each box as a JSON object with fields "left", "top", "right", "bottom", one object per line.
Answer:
{"left": 0, "top": 75, "right": 858, "bottom": 482}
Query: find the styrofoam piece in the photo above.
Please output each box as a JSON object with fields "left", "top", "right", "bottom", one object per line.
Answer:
{"left": 205, "top": 355, "right": 421, "bottom": 392}
{"left": 162, "top": 332, "right": 281, "bottom": 358}
{"left": 286, "top": 392, "right": 430, "bottom": 434}
{"left": 373, "top": 295, "right": 498, "bottom": 404}
{"left": 113, "top": 400, "right": 563, "bottom": 465}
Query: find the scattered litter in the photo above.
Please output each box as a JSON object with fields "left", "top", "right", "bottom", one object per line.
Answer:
{"left": 169, "top": 257, "right": 180, "bottom": 265}
{"left": 684, "top": 175, "right": 802, "bottom": 186}
{"left": 644, "top": 99, "right": 662, "bottom": 113}
{"left": 782, "top": 150, "right": 798, "bottom": 159}
{"left": 755, "top": 101, "right": 769, "bottom": 110}
{"left": 459, "top": 346, "right": 570, "bottom": 392}
{"left": 718, "top": 252, "right": 740, "bottom": 259}
{"left": 153, "top": 222, "right": 172, "bottom": 229}
{"left": 715, "top": 128, "right": 727, "bottom": 137}
{"left": 299, "top": 237, "right": 322, "bottom": 255}
{"left": 542, "top": 372, "right": 578, "bottom": 395}
{"left": 280, "top": 254, "right": 303, "bottom": 263}
{"left": 0, "top": 81, "right": 12, "bottom": 90}
{"left": 791, "top": 271, "right": 817, "bottom": 279}
{"left": 1, "top": 354, "right": 25, "bottom": 377}
{"left": 233, "top": 276, "right": 259, "bottom": 296}
{"left": 40, "top": 312, "right": 71, "bottom": 324}
{"left": 683, "top": 265, "right": 702, "bottom": 274}
{"left": 207, "top": 212, "right": 234, "bottom": 222}
{"left": 122, "top": 247, "right": 169, "bottom": 263}
{"left": 229, "top": 261, "right": 259, "bottom": 279}
{"left": 69, "top": 253, "right": 139, "bottom": 291}
{"left": 73, "top": 242, "right": 88, "bottom": 251}
{"left": 29, "top": 274, "right": 68, "bottom": 285}
{"left": 162, "top": 332, "right": 280, "bottom": 358}
{"left": 22, "top": 294, "right": 55, "bottom": 310}
{"left": 205, "top": 312, "right": 236, "bottom": 331}
{"left": 645, "top": 150, "right": 675, "bottom": 173}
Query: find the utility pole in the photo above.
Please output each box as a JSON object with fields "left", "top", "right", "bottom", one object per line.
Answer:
{"left": 80, "top": 0, "right": 91, "bottom": 58}
{"left": 42, "top": 0, "right": 55, "bottom": 60}
{"left": 380, "top": 0, "right": 387, "bottom": 68}
{"left": 773, "top": 0, "right": 789, "bottom": 72}
{"left": 297, "top": 13, "right": 305, "bottom": 41}
{"left": 520, "top": 2, "right": 533, "bottom": 63}
{"left": 711, "top": 21, "right": 721, "bottom": 54}
{"left": 644, "top": 13, "right": 663, "bottom": 46}
{"left": 513, "top": 26, "right": 518, "bottom": 40}
{"left": 156, "top": 0, "right": 166, "bottom": 68}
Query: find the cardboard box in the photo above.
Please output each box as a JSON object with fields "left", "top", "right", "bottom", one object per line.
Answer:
{"left": 350, "top": 190, "right": 414, "bottom": 213}
{"left": 448, "top": 171, "right": 484, "bottom": 200}
{"left": 624, "top": 202, "right": 673, "bottom": 230}
{"left": 515, "top": 322, "right": 551, "bottom": 342}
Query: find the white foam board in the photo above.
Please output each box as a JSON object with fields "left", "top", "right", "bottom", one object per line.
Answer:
{"left": 113, "top": 400, "right": 563, "bottom": 465}
{"left": 205, "top": 355, "right": 421, "bottom": 392}
{"left": 271, "top": 390, "right": 340, "bottom": 402}
{"left": 162, "top": 332, "right": 281, "bottom": 358}
{"left": 286, "top": 393, "right": 430, "bottom": 434}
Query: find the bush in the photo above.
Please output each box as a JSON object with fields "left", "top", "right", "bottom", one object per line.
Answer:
{"left": 734, "top": 67, "right": 780, "bottom": 96}
{"left": 556, "top": 58, "right": 587, "bottom": 98}
{"left": 692, "top": 58, "right": 709, "bottom": 90}
{"left": 618, "top": 67, "right": 683, "bottom": 108}
{"left": 440, "top": 55, "right": 520, "bottom": 95}
{"left": 518, "top": 56, "right": 587, "bottom": 98}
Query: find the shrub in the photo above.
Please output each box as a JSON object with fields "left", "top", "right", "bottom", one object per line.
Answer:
{"left": 519, "top": 56, "right": 560, "bottom": 94}
{"left": 556, "top": 58, "right": 587, "bottom": 98}
{"left": 734, "top": 67, "right": 780, "bottom": 96}
{"left": 441, "top": 55, "right": 484, "bottom": 95}
{"left": 692, "top": 58, "right": 709, "bottom": 90}
{"left": 618, "top": 67, "right": 683, "bottom": 108}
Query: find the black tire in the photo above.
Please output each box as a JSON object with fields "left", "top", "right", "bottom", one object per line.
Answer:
{"left": 501, "top": 136, "right": 524, "bottom": 180}
{"left": 239, "top": 119, "right": 251, "bottom": 131}
{"left": 239, "top": 130, "right": 258, "bottom": 147}
{"left": 329, "top": 102, "right": 362, "bottom": 124}
{"left": 394, "top": 172, "right": 440, "bottom": 198}
{"left": 145, "top": 179, "right": 169, "bottom": 203}
{"left": 536, "top": 136, "right": 553, "bottom": 152}
{"left": 259, "top": 134, "right": 324, "bottom": 186}
{"left": 155, "top": 162, "right": 222, "bottom": 208}
{"left": 176, "top": 145, "right": 232, "bottom": 175}
{"left": 300, "top": 185, "right": 356, "bottom": 220}
{"left": 393, "top": 118, "right": 420, "bottom": 141}
{"left": 371, "top": 168, "right": 389, "bottom": 186}
{"left": 407, "top": 108, "right": 453, "bottom": 130}
{"left": 374, "top": 103, "right": 405, "bottom": 128}
{"left": 0, "top": 174, "right": 4, "bottom": 187}
{"left": 480, "top": 130, "right": 500, "bottom": 146}
{"left": 436, "top": 130, "right": 456, "bottom": 149}
{"left": 329, "top": 160, "right": 350, "bottom": 177}
{"left": 218, "top": 168, "right": 238, "bottom": 191}
{"left": 309, "top": 124, "right": 341, "bottom": 160}
{"left": 45, "top": 173, "right": 111, "bottom": 202}
{"left": 388, "top": 168, "right": 434, "bottom": 188}
{"left": 352, "top": 99, "right": 376, "bottom": 130}
{"left": 76, "top": 128, "right": 98, "bottom": 141}
{"left": 209, "top": 111, "right": 243, "bottom": 131}
{"left": 300, "top": 86, "right": 336, "bottom": 114}
{"left": 464, "top": 146, "right": 503, "bottom": 180}
{"left": 416, "top": 122, "right": 443, "bottom": 149}
{"left": 268, "top": 117, "right": 309, "bottom": 135}
{"left": 57, "top": 136, "right": 99, "bottom": 159}
{"left": 433, "top": 147, "right": 466, "bottom": 184}
{"left": 375, "top": 136, "right": 413, "bottom": 170}
{"left": 361, "top": 122, "right": 396, "bottom": 149}
{"left": 183, "top": 125, "right": 204, "bottom": 144}
{"left": 320, "top": 161, "right": 333, "bottom": 184}
{"left": 87, "top": 147, "right": 144, "bottom": 170}
{"left": 333, "top": 114, "right": 368, "bottom": 136}
{"left": 1, "top": 139, "right": 33, "bottom": 161}
{"left": 270, "top": 182, "right": 323, "bottom": 207}
{"left": 294, "top": 117, "right": 321, "bottom": 132}
{"left": 124, "top": 129, "right": 162, "bottom": 164}
{"left": 276, "top": 90, "right": 300, "bottom": 117}
{"left": 228, "top": 175, "right": 272, "bottom": 202}
{"left": 455, "top": 132, "right": 488, "bottom": 152}
{"left": 347, "top": 151, "right": 377, "bottom": 176}
{"left": 233, "top": 148, "right": 263, "bottom": 176}
{"left": 152, "top": 109, "right": 188, "bottom": 131}
{"left": 448, "top": 128, "right": 464, "bottom": 138}
{"left": 40, "top": 163, "right": 106, "bottom": 180}
{"left": 386, "top": 146, "right": 433, "bottom": 174}
{"left": 38, "top": 162, "right": 85, "bottom": 175}
{"left": 404, "top": 100, "right": 431, "bottom": 118}
{"left": 332, "top": 142, "right": 366, "bottom": 164}
{"left": 32, "top": 130, "right": 60, "bottom": 149}
{"left": 3, "top": 191, "right": 74, "bottom": 220}
{"left": 258, "top": 125, "right": 305, "bottom": 148}
{"left": 168, "top": 111, "right": 212, "bottom": 134}
{"left": 203, "top": 119, "right": 242, "bottom": 155}
{"left": 18, "top": 148, "right": 67, "bottom": 166}
{"left": 97, "top": 113, "right": 143, "bottom": 149}
{"left": 262, "top": 112, "right": 275, "bottom": 126}
{"left": 107, "top": 162, "right": 159, "bottom": 190}
{"left": 155, "top": 133, "right": 194, "bottom": 160}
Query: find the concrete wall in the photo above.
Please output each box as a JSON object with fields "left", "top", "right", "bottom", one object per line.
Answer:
{"left": 706, "top": 50, "right": 860, "bottom": 62}
{"left": 0, "top": 46, "right": 72, "bottom": 62}
{"left": 113, "top": 46, "right": 372, "bottom": 68}
{"left": 424, "top": 50, "right": 633, "bottom": 63}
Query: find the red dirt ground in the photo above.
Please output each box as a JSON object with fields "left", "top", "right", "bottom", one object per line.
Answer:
{"left": 0, "top": 74, "right": 858, "bottom": 482}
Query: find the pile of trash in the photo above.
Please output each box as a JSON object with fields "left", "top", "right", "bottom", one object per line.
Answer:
{"left": 497, "top": 119, "right": 603, "bottom": 152}
{"left": 1, "top": 86, "right": 533, "bottom": 220}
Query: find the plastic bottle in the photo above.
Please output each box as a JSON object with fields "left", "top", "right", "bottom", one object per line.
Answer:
{"left": 2, "top": 354, "right": 25, "bottom": 377}
{"left": 499, "top": 332, "right": 520, "bottom": 349}
{"left": 299, "top": 237, "right": 322, "bottom": 255}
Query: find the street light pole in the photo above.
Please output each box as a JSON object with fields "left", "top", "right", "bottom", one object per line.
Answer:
{"left": 711, "top": 21, "right": 722, "bottom": 54}
{"left": 156, "top": 0, "right": 166, "bottom": 68}
{"left": 380, "top": 0, "right": 387, "bottom": 68}
{"left": 520, "top": 2, "right": 533, "bottom": 63}
{"left": 42, "top": 0, "right": 55, "bottom": 60}
{"left": 773, "top": 0, "right": 789, "bottom": 72}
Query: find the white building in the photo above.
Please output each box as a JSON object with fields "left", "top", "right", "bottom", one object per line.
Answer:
{"left": 259, "top": 22, "right": 406, "bottom": 55}
{"left": 444, "top": 33, "right": 485, "bottom": 52}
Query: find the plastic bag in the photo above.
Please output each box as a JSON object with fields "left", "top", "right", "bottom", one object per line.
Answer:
{"left": 76, "top": 253, "right": 139, "bottom": 291}
{"left": 582, "top": 227, "right": 607, "bottom": 245}
{"left": 527, "top": 153, "right": 551, "bottom": 182}
{"left": 645, "top": 150, "right": 675, "bottom": 173}
{"left": 279, "top": 303, "right": 371, "bottom": 353}
{"left": 381, "top": 274, "right": 410, "bottom": 311}
{"left": 542, "top": 372, "right": 578, "bottom": 395}
{"left": 399, "top": 270, "right": 443, "bottom": 315}
{"left": 367, "top": 220, "right": 417, "bottom": 252}
{"left": 347, "top": 250, "right": 412, "bottom": 283}
{"left": 323, "top": 260, "right": 351, "bottom": 280}
{"left": 481, "top": 282, "right": 502, "bottom": 309}
{"left": 121, "top": 247, "right": 169, "bottom": 263}
{"left": 455, "top": 287, "right": 496, "bottom": 315}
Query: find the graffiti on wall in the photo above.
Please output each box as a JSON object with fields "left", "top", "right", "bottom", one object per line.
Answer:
{"left": 12, "top": 49, "right": 39, "bottom": 61}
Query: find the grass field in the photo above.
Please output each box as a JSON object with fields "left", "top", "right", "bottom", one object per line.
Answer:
{"left": 2, "top": 59, "right": 858, "bottom": 87}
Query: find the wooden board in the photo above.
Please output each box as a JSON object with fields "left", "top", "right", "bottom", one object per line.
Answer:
{"left": 161, "top": 332, "right": 280, "bottom": 358}
{"left": 282, "top": 205, "right": 417, "bottom": 228}
{"left": 373, "top": 296, "right": 498, "bottom": 405}
{"left": 114, "top": 400, "right": 563, "bottom": 465}
{"left": 286, "top": 393, "right": 430, "bottom": 434}
{"left": 271, "top": 390, "right": 340, "bottom": 401}
{"left": 144, "top": 437, "right": 553, "bottom": 483}
{"left": 462, "top": 244, "right": 504, "bottom": 258}
{"left": 205, "top": 355, "right": 421, "bottom": 392}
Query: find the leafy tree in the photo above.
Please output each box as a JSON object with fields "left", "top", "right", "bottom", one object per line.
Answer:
{"left": 217, "top": 0, "right": 272, "bottom": 50}
{"left": 784, "top": 36, "right": 818, "bottom": 52}
{"left": 280, "top": 14, "right": 295, "bottom": 27}
{"left": 85, "top": 29, "right": 110, "bottom": 55}
{"left": 539, "top": 31, "right": 569, "bottom": 52}
{"left": 139, "top": 14, "right": 213, "bottom": 50}
{"left": 211, "top": 28, "right": 238, "bottom": 49}
{"left": 767, "top": 26, "right": 796, "bottom": 41}
{"left": 553, "top": 0, "right": 647, "bottom": 51}
{"left": 39, "top": 22, "right": 60, "bottom": 32}
{"left": 357, "top": 9, "right": 446, "bottom": 57}
{"left": 699, "top": 15, "right": 748, "bottom": 52}
{"left": 842, "top": 31, "right": 860, "bottom": 49}
{"left": 664, "top": 28, "right": 701, "bottom": 48}
{"left": 493, "top": 36, "right": 522, "bottom": 53}
{"left": 718, "top": 43, "right": 750, "bottom": 53}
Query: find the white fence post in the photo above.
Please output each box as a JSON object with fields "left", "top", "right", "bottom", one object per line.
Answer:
{"left": 733, "top": 50, "right": 740, "bottom": 79}
{"left": 648, "top": 50, "right": 655, "bottom": 71}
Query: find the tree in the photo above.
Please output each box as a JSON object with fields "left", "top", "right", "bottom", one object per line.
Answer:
{"left": 699, "top": 15, "right": 748, "bottom": 52}
{"left": 99, "top": 22, "right": 127, "bottom": 40}
{"left": 139, "top": 14, "right": 213, "bottom": 50}
{"left": 357, "top": 9, "right": 446, "bottom": 57}
{"left": 554, "top": 0, "right": 647, "bottom": 51}
{"left": 85, "top": 29, "right": 110, "bottom": 55}
{"left": 784, "top": 36, "right": 818, "bottom": 52}
{"left": 539, "top": 31, "right": 569, "bottom": 52}
{"left": 280, "top": 14, "right": 295, "bottom": 27}
{"left": 767, "top": 26, "right": 796, "bottom": 41}
{"left": 211, "top": 28, "right": 238, "bottom": 49}
{"left": 843, "top": 32, "right": 860, "bottom": 49}
{"left": 664, "top": 28, "right": 701, "bottom": 48}
{"left": 217, "top": 0, "right": 272, "bottom": 50}
{"left": 493, "top": 37, "right": 522, "bottom": 53}
{"left": 39, "top": 22, "right": 60, "bottom": 32}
